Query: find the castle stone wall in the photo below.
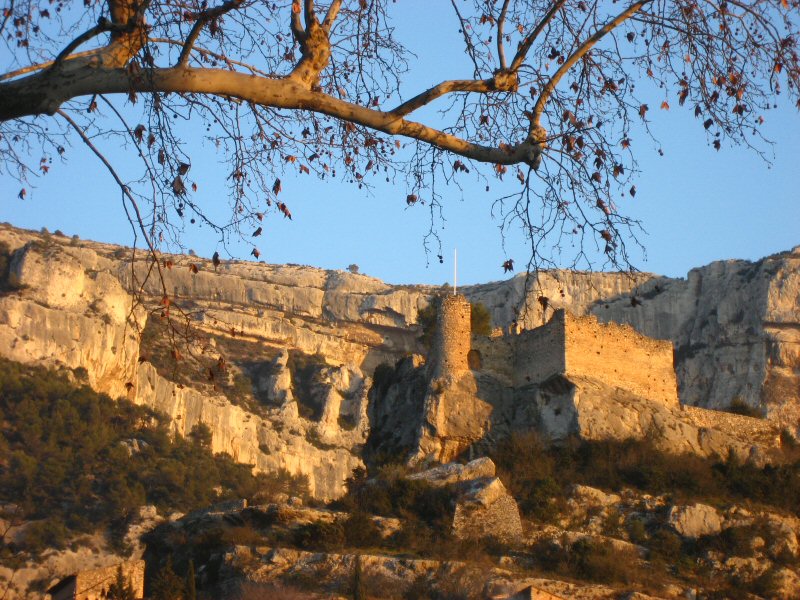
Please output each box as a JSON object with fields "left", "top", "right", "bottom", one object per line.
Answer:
{"left": 432, "top": 294, "right": 472, "bottom": 377}
{"left": 472, "top": 335, "right": 515, "bottom": 383}
{"left": 49, "top": 560, "right": 145, "bottom": 600}
{"left": 563, "top": 311, "right": 678, "bottom": 406}
{"left": 513, "top": 310, "right": 567, "bottom": 386}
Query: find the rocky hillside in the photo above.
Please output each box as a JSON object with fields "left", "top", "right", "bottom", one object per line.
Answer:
{"left": 464, "top": 250, "right": 800, "bottom": 427}
{"left": 0, "top": 224, "right": 798, "bottom": 499}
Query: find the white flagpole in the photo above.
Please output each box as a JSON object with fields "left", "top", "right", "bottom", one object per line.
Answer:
{"left": 454, "top": 248, "right": 457, "bottom": 295}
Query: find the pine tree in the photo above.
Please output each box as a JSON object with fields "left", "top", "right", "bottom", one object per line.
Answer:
{"left": 352, "top": 554, "right": 366, "bottom": 600}
{"left": 106, "top": 565, "right": 136, "bottom": 600}
{"left": 185, "top": 559, "right": 197, "bottom": 600}
{"left": 150, "top": 557, "right": 185, "bottom": 600}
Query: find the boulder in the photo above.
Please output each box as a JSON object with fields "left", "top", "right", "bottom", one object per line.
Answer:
{"left": 406, "top": 458, "right": 522, "bottom": 542}
{"left": 768, "top": 567, "right": 800, "bottom": 600}
{"left": 765, "top": 516, "right": 800, "bottom": 561}
{"left": 407, "top": 457, "right": 496, "bottom": 487}
{"left": 452, "top": 477, "right": 523, "bottom": 542}
{"left": 668, "top": 503, "right": 723, "bottom": 539}
{"left": 570, "top": 484, "right": 621, "bottom": 508}
{"left": 504, "top": 585, "right": 566, "bottom": 600}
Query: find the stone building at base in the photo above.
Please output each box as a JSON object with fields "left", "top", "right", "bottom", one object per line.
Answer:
{"left": 47, "top": 560, "right": 145, "bottom": 600}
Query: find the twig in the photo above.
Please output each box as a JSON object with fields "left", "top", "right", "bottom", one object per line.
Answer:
{"left": 497, "top": 0, "right": 512, "bottom": 70}
{"left": 50, "top": 19, "right": 117, "bottom": 70}
{"left": 178, "top": 0, "right": 244, "bottom": 67}
{"left": 56, "top": 109, "right": 167, "bottom": 297}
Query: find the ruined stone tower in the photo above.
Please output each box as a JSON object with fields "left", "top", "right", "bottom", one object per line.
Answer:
{"left": 431, "top": 294, "right": 471, "bottom": 377}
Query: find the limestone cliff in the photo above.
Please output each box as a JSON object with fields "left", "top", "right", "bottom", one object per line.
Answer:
{"left": 1, "top": 224, "right": 798, "bottom": 500}
{"left": 464, "top": 249, "right": 800, "bottom": 432}
{"left": 0, "top": 225, "right": 431, "bottom": 499}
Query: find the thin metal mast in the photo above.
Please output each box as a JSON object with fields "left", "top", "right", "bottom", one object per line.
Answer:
{"left": 453, "top": 248, "right": 457, "bottom": 295}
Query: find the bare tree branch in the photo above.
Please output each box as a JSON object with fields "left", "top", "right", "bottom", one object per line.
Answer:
{"left": 497, "top": 0, "right": 512, "bottom": 70}
{"left": 50, "top": 20, "right": 114, "bottom": 69}
{"left": 0, "top": 0, "right": 796, "bottom": 276}
{"left": 56, "top": 108, "right": 166, "bottom": 295}
{"left": 532, "top": 0, "right": 651, "bottom": 123}
{"left": 322, "top": 0, "right": 342, "bottom": 32}
{"left": 390, "top": 79, "right": 500, "bottom": 118}
{"left": 509, "top": 0, "right": 568, "bottom": 72}
{"left": 178, "top": 0, "right": 245, "bottom": 67}
{"left": 2, "top": 66, "right": 542, "bottom": 166}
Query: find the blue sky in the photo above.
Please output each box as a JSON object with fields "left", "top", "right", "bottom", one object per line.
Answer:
{"left": 1, "top": 5, "right": 798, "bottom": 285}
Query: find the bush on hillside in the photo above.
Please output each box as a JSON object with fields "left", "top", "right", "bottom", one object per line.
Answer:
{"left": 533, "top": 537, "right": 644, "bottom": 585}
{"left": 0, "top": 358, "right": 295, "bottom": 556}
{"left": 491, "top": 431, "right": 800, "bottom": 520}
{"left": 0, "top": 241, "right": 12, "bottom": 290}
{"left": 469, "top": 302, "right": 492, "bottom": 336}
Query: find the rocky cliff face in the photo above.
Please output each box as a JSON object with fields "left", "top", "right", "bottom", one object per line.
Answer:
{"left": 1, "top": 224, "right": 798, "bottom": 500}
{"left": 464, "top": 249, "right": 800, "bottom": 432}
{"left": 0, "top": 225, "right": 432, "bottom": 499}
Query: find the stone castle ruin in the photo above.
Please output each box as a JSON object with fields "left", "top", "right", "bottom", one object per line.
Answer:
{"left": 47, "top": 560, "right": 145, "bottom": 600}
{"left": 429, "top": 294, "right": 472, "bottom": 377}
{"left": 513, "top": 309, "right": 677, "bottom": 406}
{"left": 429, "top": 293, "right": 678, "bottom": 404}
{"left": 413, "top": 293, "right": 780, "bottom": 464}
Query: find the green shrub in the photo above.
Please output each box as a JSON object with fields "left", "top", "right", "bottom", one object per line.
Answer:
{"left": 343, "top": 511, "right": 383, "bottom": 549}
{"left": 189, "top": 423, "right": 212, "bottom": 448}
{"left": 470, "top": 302, "right": 492, "bottom": 336}
{"left": 107, "top": 565, "right": 136, "bottom": 600}
{"left": 0, "top": 357, "right": 279, "bottom": 556}
{"left": 533, "top": 537, "right": 643, "bottom": 585}
{"left": 695, "top": 524, "right": 762, "bottom": 558}
{"left": 342, "top": 466, "right": 452, "bottom": 527}
{"left": 351, "top": 554, "right": 366, "bottom": 600}
{"left": 570, "top": 538, "right": 641, "bottom": 584}
{"left": 305, "top": 428, "right": 339, "bottom": 450}
{"left": 20, "top": 518, "right": 69, "bottom": 553}
{"left": 491, "top": 432, "right": 800, "bottom": 520}
{"left": 727, "top": 398, "right": 762, "bottom": 418}
{"left": 221, "top": 525, "right": 265, "bottom": 546}
{"left": 337, "top": 466, "right": 456, "bottom": 557}
{"left": 649, "top": 529, "right": 685, "bottom": 566}
{"left": 0, "top": 241, "right": 12, "bottom": 290}
{"left": 491, "top": 432, "right": 565, "bottom": 522}
{"left": 149, "top": 557, "right": 186, "bottom": 600}
{"left": 292, "top": 520, "right": 345, "bottom": 551}
{"left": 417, "top": 300, "right": 439, "bottom": 349}
{"left": 256, "top": 469, "right": 309, "bottom": 503}
{"left": 750, "top": 567, "right": 784, "bottom": 598}
{"left": 627, "top": 518, "right": 647, "bottom": 545}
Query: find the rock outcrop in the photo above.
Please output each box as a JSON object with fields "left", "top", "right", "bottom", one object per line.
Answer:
{"left": 465, "top": 248, "right": 800, "bottom": 433}
{"left": 1, "top": 224, "right": 799, "bottom": 500}
{"left": 408, "top": 458, "right": 524, "bottom": 541}
{"left": 668, "top": 503, "right": 723, "bottom": 539}
{"left": 451, "top": 476, "right": 524, "bottom": 542}
{"left": 0, "top": 226, "right": 430, "bottom": 500}
{"left": 0, "top": 506, "right": 161, "bottom": 600}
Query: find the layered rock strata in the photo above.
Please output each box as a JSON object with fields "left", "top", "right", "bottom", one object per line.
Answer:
{"left": 1, "top": 224, "right": 798, "bottom": 499}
